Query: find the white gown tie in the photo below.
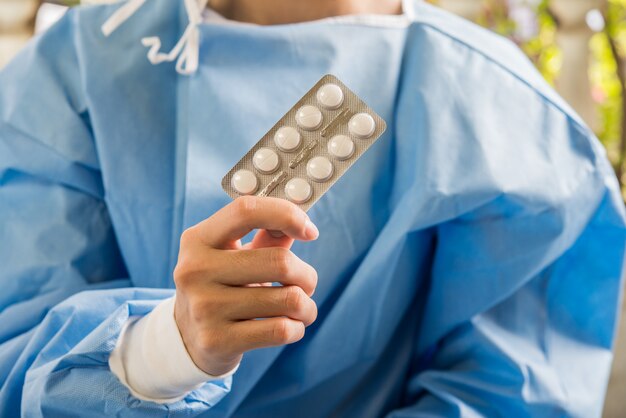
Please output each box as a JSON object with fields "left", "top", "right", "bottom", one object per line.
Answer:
{"left": 101, "top": 0, "right": 208, "bottom": 75}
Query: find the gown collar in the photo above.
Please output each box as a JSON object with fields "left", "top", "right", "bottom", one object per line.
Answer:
{"left": 202, "top": 0, "right": 416, "bottom": 28}
{"left": 102, "top": 0, "right": 420, "bottom": 75}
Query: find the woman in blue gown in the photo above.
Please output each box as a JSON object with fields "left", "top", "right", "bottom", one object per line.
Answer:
{"left": 0, "top": 0, "right": 625, "bottom": 416}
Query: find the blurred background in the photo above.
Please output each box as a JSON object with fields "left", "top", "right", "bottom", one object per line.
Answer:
{"left": 0, "top": 0, "right": 624, "bottom": 415}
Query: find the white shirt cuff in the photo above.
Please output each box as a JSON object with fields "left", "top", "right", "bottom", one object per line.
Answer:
{"left": 109, "top": 296, "right": 239, "bottom": 403}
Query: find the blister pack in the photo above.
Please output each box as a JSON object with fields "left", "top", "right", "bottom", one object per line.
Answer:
{"left": 221, "top": 74, "right": 387, "bottom": 212}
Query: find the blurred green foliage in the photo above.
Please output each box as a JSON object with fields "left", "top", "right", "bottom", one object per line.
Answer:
{"left": 430, "top": 0, "right": 626, "bottom": 194}
{"left": 512, "top": 0, "right": 625, "bottom": 192}
{"left": 594, "top": 0, "right": 626, "bottom": 183}
{"left": 518, "top": 1, "right": 561, "bottom": 85}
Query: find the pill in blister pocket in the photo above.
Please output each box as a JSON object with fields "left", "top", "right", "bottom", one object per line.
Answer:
{"left": 285, "top": 178, "right": 312, "bottom": 204}
{"left": 222, "top": 74, "right": 387, "bottom": 212}
{"left": 253, "top": 148, "right": 280, "bottom": 174}
{"left": 349, "top": 113, "right": 376, "bottom": 139}
{"left": 296, "top": 105, "right": 323, "bottom": 130}
{"left": 274, "top": 126, "right": 302, "bottom": 152}
{"left": 317, "top": 83, "right": 344, "bottom": 109}
{"left": 231, "top": 169, "right": 258, "bottom": 195}
{"left": 327, "top": 135, "right": 355, "bottom": 160}
{"left": 307, "top": 156, "right": 334, "bottom": 182}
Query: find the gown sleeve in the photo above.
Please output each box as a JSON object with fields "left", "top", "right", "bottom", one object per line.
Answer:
{"left": 0, "top": 10, "right": 231, "bottom": 417}
{"left": 386, "top": 76, "right": 626, "bottom": 416}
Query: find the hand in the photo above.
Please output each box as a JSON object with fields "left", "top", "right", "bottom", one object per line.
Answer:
{"left": 173, "top": 196, "right": 319, "bottom": 376}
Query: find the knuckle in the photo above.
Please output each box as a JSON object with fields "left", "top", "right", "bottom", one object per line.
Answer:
{"left": 175, "top": 229, "right": 202, "bottom": 285}
{"left": 285, "top": 206, "right": 304, "bottom": 228}
{"left": 270, "top": 248, "right": 293, "bottom": 277}
{"left": 233, "top": 196, "right": 258, "bottom": 218}
{"left": 272, "top": 318, "right": 293, "bottom": 344}
{"left": 291, "top": 321, "right": 306, "bottom": 342}
{"left": 179, "top": 226, "right": 198, "bottom": 247}
{"left": 283, "top": 286, "right": 304, "bottom": 313}
{"left": 306, "top": 265, "right": 319, "bottom": 294}
{"left": 173, "top": 262, "right": 192, "bottom": 287}
{"left": 174, "top": 252, "right": 220, "bottom": 289}
{"left": 173, "top": 258, "right": 202, "bottom": 287}
{"left": 310, "top": 301, "right": 318, "bottom": 323}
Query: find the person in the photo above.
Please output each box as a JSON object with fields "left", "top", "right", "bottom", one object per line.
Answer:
{"left": 0, "top": 0, "right": 624, "bottom": 416}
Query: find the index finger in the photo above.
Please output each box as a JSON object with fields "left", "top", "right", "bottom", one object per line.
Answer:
{"left": 197, "top": 196, "right": 319, "bottom": 248}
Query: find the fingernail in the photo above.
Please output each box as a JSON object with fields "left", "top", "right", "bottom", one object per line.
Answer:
{"left": 304, "top": 219, "right": 319, "bottom": 240}
{"left": 269, "top": 230, "right": 285, "bottom": 238}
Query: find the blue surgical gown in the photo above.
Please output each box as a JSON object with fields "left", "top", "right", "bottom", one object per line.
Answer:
{"left": 1, "top": 0, "right": 625, "bottom": 416}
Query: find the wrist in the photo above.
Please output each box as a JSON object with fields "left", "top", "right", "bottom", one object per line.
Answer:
{"left": 110, "top": 297, "right": 240, "bottom": 403}
{"left": 174, "top": 298, "right": 243, "bottom": 376}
